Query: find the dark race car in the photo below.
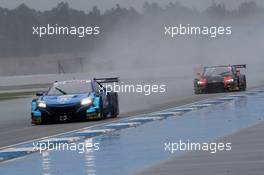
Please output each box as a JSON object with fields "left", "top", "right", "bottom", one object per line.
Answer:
{"left": 31, "top": 78, "right": 119, "bottom": 125}
{"left": 194, "top": 65, "right": 247, "bottom": 94}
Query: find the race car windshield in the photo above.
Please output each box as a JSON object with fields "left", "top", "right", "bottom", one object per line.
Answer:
{"left": 203, "top": 67, "right": 233, "bottom": 76}
{"left": 47, "top": 81, "right": 92, "bottom": 95}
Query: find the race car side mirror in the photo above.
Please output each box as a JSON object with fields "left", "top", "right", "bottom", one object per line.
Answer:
{"left": 36, "top": 92, "right": 44, "bottom": 96}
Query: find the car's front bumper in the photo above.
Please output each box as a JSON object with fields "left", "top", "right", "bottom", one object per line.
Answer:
{"left": 197, "top": 82, "right": 237, "bottom": 93}
{"left": 31, "top": 105, "right": 101, "bottom": 124}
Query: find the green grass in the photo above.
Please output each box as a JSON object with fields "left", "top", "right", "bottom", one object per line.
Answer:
{"left": 0, "top": 91, "right": 36, "bottom": 100}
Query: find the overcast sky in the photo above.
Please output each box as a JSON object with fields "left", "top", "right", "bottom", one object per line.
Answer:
{"left": 0, "top": 0, "right": 263, "bottom": 12}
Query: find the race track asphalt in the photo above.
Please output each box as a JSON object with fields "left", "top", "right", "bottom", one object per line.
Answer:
{"left": 0, "top": 76, "right": 224, "bottom": 148}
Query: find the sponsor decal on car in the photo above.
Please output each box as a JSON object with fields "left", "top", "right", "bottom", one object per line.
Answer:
{"left": 57, "top": 95, "right": 75, "bottom": 104}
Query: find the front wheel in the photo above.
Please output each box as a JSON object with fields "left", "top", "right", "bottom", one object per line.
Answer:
{"left": 32, "top": 116, "right": 48, "bottom": 125}
{"left": 194, "top": 89, "right": 200, "bottom": 94}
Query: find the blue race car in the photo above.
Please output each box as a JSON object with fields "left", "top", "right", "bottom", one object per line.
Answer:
{"left": 31, "top": 78, "right": 119, "bottom": 124}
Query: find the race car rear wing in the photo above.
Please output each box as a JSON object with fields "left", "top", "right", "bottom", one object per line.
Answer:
{"left": 94, "top": 77, "right": 119, "bottom": 83}
{"left": 93, "top": 77, "right": 119, "bottom": 89}
{"left": 204, "top": 64, "right": 247, "bottom": 69}
{"left": 232, "top": 64, "right": 246, "bottom": 69}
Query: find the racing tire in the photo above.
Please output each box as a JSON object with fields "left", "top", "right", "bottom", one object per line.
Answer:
{"left": 99, "top": 97, "right": 107, "bottom": 120}
{"left": 194, "top": 80, "right": 202, "bottom": 95}
{"left": 41, "top": 116, "right": 48, "bottom": 125}
{"left": 32, "top": 116, "right": 48, "bottom": 125}
{"left": 240, "top": 75, "right": 247, "bottom": 91}
{"left": 194, "top": 89, "right": 200, "bottom": 95}
{"left": 194, "top": 88, "right": 204, "bottom": 94}
{"left": 108, "top": 92, "right": 119, "bottom": 118}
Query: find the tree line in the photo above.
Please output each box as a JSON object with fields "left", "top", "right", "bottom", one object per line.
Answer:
{"left": 0, "top": 1, "right": 262, "bottom": 58}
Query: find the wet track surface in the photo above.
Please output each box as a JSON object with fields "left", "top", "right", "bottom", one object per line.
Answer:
{"left": 138, "top": 120, "right": 264, "bottom": 175}
{"left": 0, "top": 88, "right": 264, "bottom": 175}
{"left": 0, "top": 78, "right": 221, "bottom": 148}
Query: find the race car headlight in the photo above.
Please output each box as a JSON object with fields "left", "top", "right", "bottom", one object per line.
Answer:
{"left": 81, "top": 97, "right": 93, "bottom": 106}
{"left": 198, "top": 79, "right": 207, "bottom": 85}
{"left": 226, "top": 79, "right": 234, "bottom": 83}
{"left": 197, "top": 81, "right": 203, "bottom": 85}
{"left": 38, "top": 101, "right": 47, "bottom": 108}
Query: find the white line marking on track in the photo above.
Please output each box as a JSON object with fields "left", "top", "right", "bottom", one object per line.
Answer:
{"left": 128, "top": 116, "right": 164, "bottom": 121}
{"left": 38, "top": 137, "right": 80, "bottom": 143}
{"left": 0, "top": 147, "right": 35, "bottom": 153}
{"left": 105, "top": 122, "right": 141, "bottom": 128}
{"left": 191, "top": 104, "right": 212, "bottom": 108}
{"left": 76, "top": 129, "right": 115, "bottom": 134}
{"left": 150, "top": 111, "right": 182, "bottom": 116}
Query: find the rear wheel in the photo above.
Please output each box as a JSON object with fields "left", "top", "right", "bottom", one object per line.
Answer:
{"left": 99, "top": 97, "right": 106, "bottom": 120}
{"left": 240, "top": 75, "right": 247, "bottom": 91}
{"left": 108, "top": 92, "right": 119, "bottom": 118}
